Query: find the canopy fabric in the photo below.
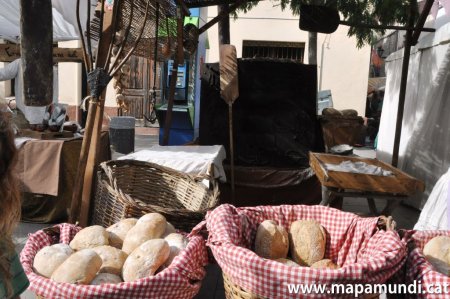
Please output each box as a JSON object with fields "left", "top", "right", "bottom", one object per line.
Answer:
{"left": 0, "top": 0, "right": 96, "bottom": 43}
{"left": 377, "top": 21, "right": 450, "bottom": 210}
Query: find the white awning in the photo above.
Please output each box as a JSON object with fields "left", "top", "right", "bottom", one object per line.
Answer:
{"left": 0, "top": 0, "right": 96, "bottom": 43}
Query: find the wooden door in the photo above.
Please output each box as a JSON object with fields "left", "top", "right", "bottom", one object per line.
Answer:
{"left": 119, "top": 55, "right": 162, "bottom": 126}
{"left": 119, "top": 56, "right": 148, "bottom": 124}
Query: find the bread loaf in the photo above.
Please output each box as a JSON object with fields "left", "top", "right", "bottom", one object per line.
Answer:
{"left": 51, "top": 249, "right": 102, "bottom": 284}
{"left": 92, "top": 245, "right": 128, "bottom": 276}
{"left": 69, "top": 225, "right": 109, "bottom": 250}
{"left": 164, "top": 233, "right": 188, "bottom": 267}
{"left": 423, "top": 236, "right": 450, "bottom": 276}
{"left": 106, "top": 218, "right": 138, "bottom": 248}
{"left": 311, "top": 259, "right": 338, "bottom": 269}
{"left": 90, "top": 273, "right": 123, "bottom": 285}
{"left": 162, "top": 222, "right": 176, "bottom": 238}
{"left": 289, "top": 220, "right": 326, "bottom": 266}
{"left": 254, "top": 220, "right": 289, "bottom": 259}
{"left": 275, "top": 258, "right": 300, "bottom": 267}
{"left": 122, "top": 213, "right": 166, "bottom": 254}
{"left": 33, "top": 244, "right": 73, "bottom": 278}
{"left": 122, "top": 239, "right": 170, "bottom": 282}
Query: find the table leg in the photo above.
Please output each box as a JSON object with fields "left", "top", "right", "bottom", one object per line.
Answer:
{"left": 320, "top": 186, "right": 332, "bottom": 206}
{"left": 367, "top": 198, "right": 379, "bottom": 216}
{"left": 380, "top": 200, "right": 401, "bottom": 216}
{"left": 330, "top": 196, "right": 343, "bottom": 210}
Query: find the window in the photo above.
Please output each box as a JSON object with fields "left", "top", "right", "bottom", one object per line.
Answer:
{"left": 242, "top": 40, "right": 305, "bottom": 62}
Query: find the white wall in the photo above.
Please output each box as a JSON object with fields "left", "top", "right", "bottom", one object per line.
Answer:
{"left": 205, "top": 2, "right": 370, "bottom": 115}
{"left": 0, "top": 62, "right": 11, "bottom": 99}
{"left": 57, "top": 40, "right": 82, "bottom": 106}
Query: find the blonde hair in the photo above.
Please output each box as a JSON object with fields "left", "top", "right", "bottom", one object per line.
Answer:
{"left": 0, "top": 110, "right": 21, "bottom": 297}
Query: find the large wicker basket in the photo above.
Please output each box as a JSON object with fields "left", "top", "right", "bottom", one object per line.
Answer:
{"left": 91, "top": 159, "right": 219, "bottom": 231}
{"left": 198, "top": 204, "right": 405, "bottom": 299}
{"left": 21, "top": 224, "right": 208, "bottom": 299}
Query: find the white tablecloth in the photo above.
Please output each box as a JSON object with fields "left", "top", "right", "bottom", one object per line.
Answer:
{"left": 118, "top": 145, "right": 227, "bottom": 182}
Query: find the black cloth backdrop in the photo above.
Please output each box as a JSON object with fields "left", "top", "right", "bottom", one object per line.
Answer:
{"left": 199, "top": 58, "right": 322, "bottom": 168}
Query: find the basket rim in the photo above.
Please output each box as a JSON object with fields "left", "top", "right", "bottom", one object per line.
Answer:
{"left": 101, "top": 159, "right": 215, "bottom": 186}
{"left": 98, "top": 177, "right": 215, "bottom": 214}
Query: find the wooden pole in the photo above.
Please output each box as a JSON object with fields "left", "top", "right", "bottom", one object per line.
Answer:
{"left": 69, "top": 100, "right": 98, "bottom": 223}
{"left": 70, "top": 6, "right": 115, "bottom": 225}
{"left": 79, "top": 94, "right": 106, "bottom": 226}
{"left": 20, "top": 0, "right": 53, "bottom": 107}
{"left": 162, "top": 7, "right": 184, "bottom": 145}
{"left": 392, "top": 0, "right": 433, "bottom": 167}
{"left": 228, "top": 103, "right": 235, "bottom": 202}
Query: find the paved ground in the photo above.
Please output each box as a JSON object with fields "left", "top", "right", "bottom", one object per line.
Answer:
{"left": 14, "top": 133, "right": 420, "bottom": 299}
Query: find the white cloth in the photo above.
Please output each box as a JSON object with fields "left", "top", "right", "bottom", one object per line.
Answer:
{"left": 119, "top": 145, "right": 227, "bottom": 182}
{"left": 0, "top": 0, "right": 96, "bottom": 43}
{"left": 377, "top": 21, "right": 450, "bottom": 209}
{"left": 414, "top": 168, "right": 450, "bottom": 230}
{"left": 14, "top": 137, "right": 36, "bottom": 149}
{"left": 325, "top": 161, "right": 393, "bottom": 176}
{"left": 0, "top": 59, "right": 58, "bottom": 124}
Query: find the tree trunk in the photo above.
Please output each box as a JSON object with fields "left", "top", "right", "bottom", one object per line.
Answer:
{"left": 218, "top": 4, "right": 230, "bottom": 45}
{"left": 308, "top": 31, "right": 318, "bottom": 65}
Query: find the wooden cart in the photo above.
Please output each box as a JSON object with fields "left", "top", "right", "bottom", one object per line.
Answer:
{"left": 309, "top": 152, "right": 425, "bottom": 215}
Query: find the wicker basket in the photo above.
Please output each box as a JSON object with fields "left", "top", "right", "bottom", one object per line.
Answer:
{"left": 219, "top": 215, "right": 395, "bottom": 299}
{"left": 223, "top": 272, "right": 266, "bottom": 299}
{"left": 201, "top": 204, "right": 404, "bottom": 299}
{"left": 91, "top": 159, "right": 219, "bottom": 231}
{"left": 22, "top": 224, "right": 208, "bottom": 299}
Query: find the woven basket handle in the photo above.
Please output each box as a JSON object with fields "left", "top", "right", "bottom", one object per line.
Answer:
{"left": 377, "top": 215, "right": 397, "bottom": 231}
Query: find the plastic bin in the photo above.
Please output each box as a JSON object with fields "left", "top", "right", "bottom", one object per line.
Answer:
{"left": 109, "top": 116, "right": 135, "bottom": 154}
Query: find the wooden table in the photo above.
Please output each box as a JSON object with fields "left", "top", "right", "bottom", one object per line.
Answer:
{"left": 309, "top": 152, "right": 425, "bottom": 216}
{"left": 18, "top": 132, "right": 111, "bottom": 223}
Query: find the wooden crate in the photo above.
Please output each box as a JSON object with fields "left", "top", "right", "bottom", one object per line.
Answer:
{"left": 309, "top": 152, "right": 424, "bottom": 196}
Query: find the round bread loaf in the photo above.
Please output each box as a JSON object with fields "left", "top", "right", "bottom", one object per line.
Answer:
{"left": 254, "top": 220, "right": 289, "bottom": 259}
{"left": 106, "top": 218, "right": 138, "bottom": 249}
{"left": 69, "top": 225, "right": 109, "bottom": 250}
{"left": 163, "top": 233, "right": 189, "bottom": 267}
{"left": 423, "top": 236, "right": 450, "bottom": 276}
{"left": 310, "top": 259, "right": 338, "bottom": 269}
{"left": 33, "top": 244, "right": 73, "bottom": 278}
{"left": 162, "top": 222, "right": 176, "bottom": 238}
{"left": 51, "top": 249, "right": 102, "bottom": 284}
{"left": 90, "top": 273, "right": 123, "bottom": 285}
{"left": 275, "top": 258, "right": 300, "bottom": 267}
{"left": 122, "top": 213, "right": 166, "bottom": 254}
{"left": 122, "top": 239, "right": 170, "bottom": 282}
{"left": 92, "top": 245, "right": 128, "bottom": 275}
{"left": 289, "top": 219, "right": 326, "bottom": 266}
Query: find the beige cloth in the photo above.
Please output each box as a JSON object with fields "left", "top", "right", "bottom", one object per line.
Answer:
{"left": 18, "top": 139, "right": 64, "bottom": 196}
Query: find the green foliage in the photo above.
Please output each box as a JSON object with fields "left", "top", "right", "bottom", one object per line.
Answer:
{"left": 234, "top": 0, "right": 417, "bottom": 48}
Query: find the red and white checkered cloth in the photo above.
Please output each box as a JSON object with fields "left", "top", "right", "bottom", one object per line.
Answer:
{"left": 20, "top": 223, "right": 208, "bottom": 299}
{"left": 196, "top": 204, "right": 406, "bottom": 298}
{"left": 400, "top": 230, "right": 450, "bottom": 299}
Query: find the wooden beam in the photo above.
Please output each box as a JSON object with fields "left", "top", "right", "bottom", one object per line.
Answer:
{"left": 339, "top": 21, "right": 435, "bottom": 33}
{"left": 20, "top": 0, "right": 53, "bottom": 107}
{"left": 0, "top": 44, "right": 84, "bottom": 63}
{"left": 411, "top": 0, "right": 435, "bottom": 45}
{"left": 392, "top": 0, "right": 434, "bottom": 166}
{"left": 392, "top": 2, "right": 416, "bottom": 167}
{"left": 198, "top": 0, "right": 248, "bottom": 34}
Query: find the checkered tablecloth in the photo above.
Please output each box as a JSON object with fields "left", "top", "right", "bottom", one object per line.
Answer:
{"left": 20, "top": 223, "right": 208, "bottom": 299}
{"left": 400, "top": 230, "right": 450, "bottom": 299}
{"left": 197, "top": 204, "right": 406, "bottom": 299}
